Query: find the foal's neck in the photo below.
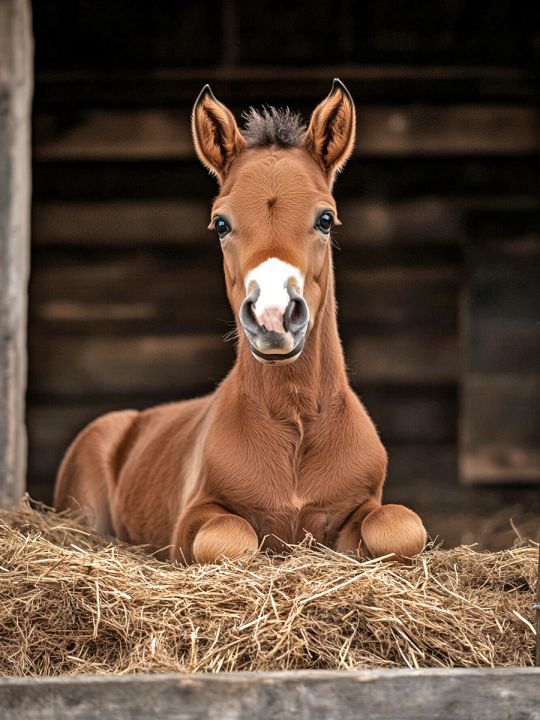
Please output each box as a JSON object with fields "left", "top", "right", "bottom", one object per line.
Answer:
{"left": 233, "top": 271, "right": 348, "bottom": 419}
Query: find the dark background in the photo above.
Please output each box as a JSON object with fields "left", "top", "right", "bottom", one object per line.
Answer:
{"left": 27, "top": 1, "right": 540, "bottom": 548}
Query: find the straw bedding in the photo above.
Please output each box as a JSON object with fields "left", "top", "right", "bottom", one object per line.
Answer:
{"left": 0, "top": 500, "right": 537, "bottom": 676}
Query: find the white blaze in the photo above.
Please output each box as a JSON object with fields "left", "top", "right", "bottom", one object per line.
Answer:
{"left": 244, "top": 257, "right": 304, "bottom": 333}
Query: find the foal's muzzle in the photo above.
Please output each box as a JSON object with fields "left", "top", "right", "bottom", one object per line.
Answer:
{"left": 240, "top": 284, "right": 309, "bottom": 364}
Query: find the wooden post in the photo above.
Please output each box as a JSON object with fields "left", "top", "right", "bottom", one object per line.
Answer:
{"left": 535, "top": 535, "right": 540, "bottom": 667}
{"left": 0, "top": 0, "right": 32, "bottom": 507}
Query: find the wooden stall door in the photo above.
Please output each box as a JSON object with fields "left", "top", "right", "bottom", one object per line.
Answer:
{"left": 460, "top": 208, "right": 540, "bottom": 484}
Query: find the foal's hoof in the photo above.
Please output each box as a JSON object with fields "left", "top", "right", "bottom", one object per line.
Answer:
{"left": 193, "top": 515, "right": 259, "bottom": 563}
{"left": 361, "top": 504, "right": 426, "bottom": 561}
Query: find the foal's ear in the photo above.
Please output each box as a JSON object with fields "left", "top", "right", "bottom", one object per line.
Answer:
{"left": 192, "top": 85, "right": 246, "bottom": 183}
{"left": 304, "top": 79, "right": 356, "bottom": 184}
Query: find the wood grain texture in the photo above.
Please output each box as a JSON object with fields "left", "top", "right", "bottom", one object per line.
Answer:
{"left": 348, "top": 335, "right": 458, "bottom": 384}
{"left": 33, "top": 66, "right": 537, "bottom": 109}
{"left": 33, "top": 197, "right": 538, "bottom": 248}
{"left": 0, "top": 0, "right": 32, "bottom": 507}
{"left": 1, "top": 669, "right": 539, "bottom": 720}
{"left": 460, "top": 220, "right": 540, "bottom": 485}
{"left": 33, "top": 106, "right": 539, "bottom": 160}
{"left": 31, "top": 157, "right": 539, "bottom": 203}
{"left": 28, "top": 334, "right": 234, "bottom": 397}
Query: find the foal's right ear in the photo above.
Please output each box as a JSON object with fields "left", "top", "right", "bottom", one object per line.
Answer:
{"left": 192, "top": 85, "right": 246, "bottom": 183}
{"left": 304, "top": 79, "right": 356, "bottom": 185}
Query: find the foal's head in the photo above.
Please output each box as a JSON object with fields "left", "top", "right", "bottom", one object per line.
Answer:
{"left": 192, "top": 80, "right": 356, "bottom": 365}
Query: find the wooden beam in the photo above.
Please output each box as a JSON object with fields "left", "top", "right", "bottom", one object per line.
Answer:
{"left": 33, "top": 200, "right": 209, "bottom": 246}
{"left": 32, "top": 197, "right": 538, "bottom": 249}
{"left": 32, "top": 157, "right": 539, "bottom": 203}
{"left": 0, "top": 0, "right": 32, "bottom": 507}
{"left": 348, "top": 335, "right": 457, "bottom": 384}
{"left": 0, "top": 669, "right": 539, "bottom": 720}
{"left": 27, "top": 334, "right": 235, "bottom": 397}
{"left": 33, "top": 105, "right": 539, "bottom": 161}
{"left": 33, "top": 65, "right": 537, "bottom": 107}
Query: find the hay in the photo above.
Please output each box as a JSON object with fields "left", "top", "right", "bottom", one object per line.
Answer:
{"left": 0, "top": 499, "right": 537, "bottom": 676}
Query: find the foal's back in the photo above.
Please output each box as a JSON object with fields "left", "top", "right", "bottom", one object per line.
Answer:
{"left": 54, "top": 394, "right": 212, "bottom": 551}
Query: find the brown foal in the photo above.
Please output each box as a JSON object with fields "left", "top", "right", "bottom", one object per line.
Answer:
{"left": 54, "top": 80, "right": 427, "bottom": 564}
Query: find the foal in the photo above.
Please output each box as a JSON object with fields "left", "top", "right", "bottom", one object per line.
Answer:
{"left": 54, "top": 80, "right": 427, "bottom": 564}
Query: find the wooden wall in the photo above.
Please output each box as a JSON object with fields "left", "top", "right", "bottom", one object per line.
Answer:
{"left": 27, "top": 1, "right": 540, "bottom": 545}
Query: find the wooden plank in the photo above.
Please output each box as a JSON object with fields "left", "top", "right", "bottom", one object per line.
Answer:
{"left": 0, "top": 0, "right": 32, "bottom": 507}
{"left": 461, "top": 444, "right": 540, "bottom": 485}
{"left": 27, "top": 334, "right": 235, "bottom": 397}
{"left": 28, "top": 250, "right": 229, "bottom": 333}
{"left": 30, "top": 0, "right": 536, "bottom": 73}
{"left": 237, "top": 2, "right": 536, "bottom": 69}
{"left": 361, "top": 386, "right": 456, "bottom": 443}
{"left": 467, "top": 207, "right": 540, "bottom": 240}
{"left": 28, "top": 252, "right": 459, "bottom": 333}
{"left": 337, "top": 266, "right": 458, "bottom": 333}
{"left": 33, "top": 197, "right": 539, "bottom": 249}
{"left": 33, "top": 105, "right": 539, "bottom": 160}
{"left": 1, "top": 669, "right": 539, "bottom": 720}
{"left": 32, "top": 198, "right": 465, "bottom": 247}
{"left": 348, "top": 335, "right": 457, "bottom": 384}
{"left": 357, "top": 105, "right": 538, "bottom": 156}
{"left": 384, "top": 442, "right": 540, "bottom": 514}
{"left": 33, "top": 200, "right": 210, "bottom": 245}
{"left": 34, "top": 110, "right": 192, "bottom": 160}
{"left": 33, "top": 66, "right": 537, "bottom": 109}
{"left": 32, "top": 1, "right": 221, "bottom": 73}
{"left": 32, "top": 157, "right": 540, "bottom": 202}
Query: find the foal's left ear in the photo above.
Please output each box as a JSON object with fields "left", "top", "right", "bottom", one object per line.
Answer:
{"left": 304, "top": 79, "right": 356, "bottom": 184}
{"left": 192, "top": 84, "right": 246, "bottom": 183}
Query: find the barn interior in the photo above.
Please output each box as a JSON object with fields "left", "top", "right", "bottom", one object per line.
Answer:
{"left": 27, "top": 1, "right": 540, "bottom": 549}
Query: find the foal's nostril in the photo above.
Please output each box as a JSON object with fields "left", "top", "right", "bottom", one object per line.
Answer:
{"left": 283, "top": 286, "right": 309, "bottom": 334}
{"left": 240, "top": 287, "right": 261, "bottom": 335}
{"left": 283, "top": 299, "right": 309, "bottom": 333}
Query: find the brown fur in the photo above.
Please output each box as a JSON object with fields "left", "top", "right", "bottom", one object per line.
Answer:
{"left": 54, "top": 80, "right": 427, "bottom": 564}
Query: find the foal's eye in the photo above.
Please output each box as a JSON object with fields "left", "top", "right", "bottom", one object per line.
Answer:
{"left": 316, "top": 212, "right": 333, "bottom": 234}
{"left": 214, "top": 216, "right": 231, "bottom": 239}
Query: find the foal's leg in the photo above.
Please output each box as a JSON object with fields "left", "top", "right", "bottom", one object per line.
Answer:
{"left": 171, "top": 503, "right": 259, "bottom": 564}
{"left": 336, "top": 500, "right": 426, "bottom": 561}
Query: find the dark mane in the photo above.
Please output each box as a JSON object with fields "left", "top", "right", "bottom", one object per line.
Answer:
{"left": 242, "top": 107, "right": 306, "bottom": 148}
